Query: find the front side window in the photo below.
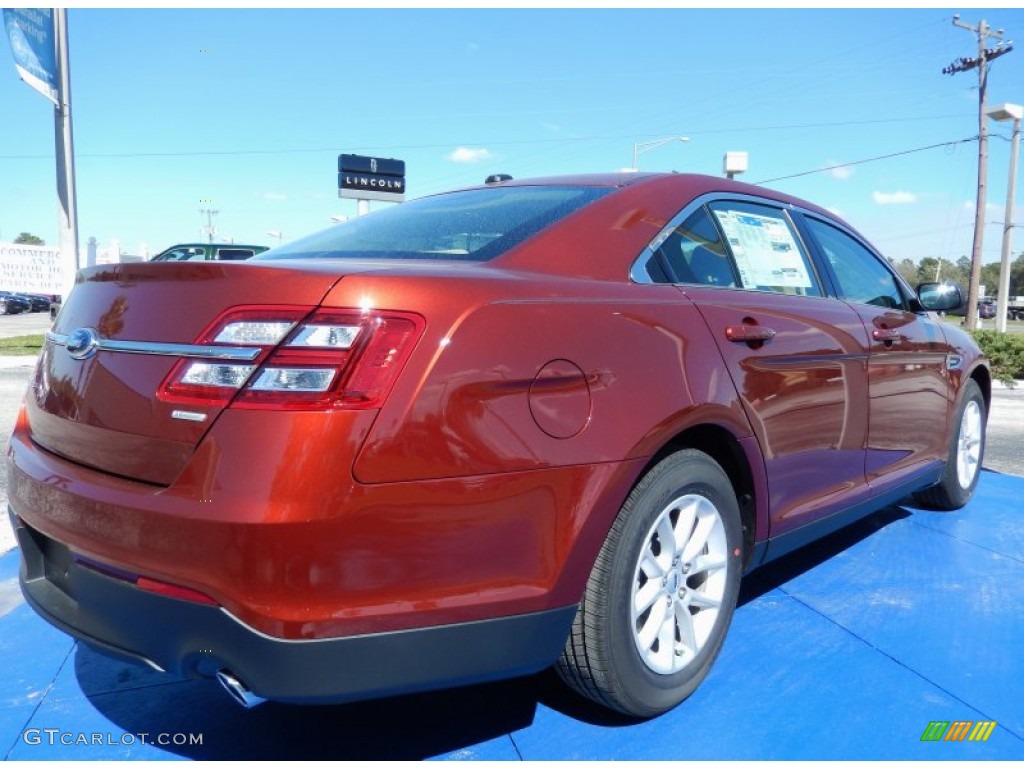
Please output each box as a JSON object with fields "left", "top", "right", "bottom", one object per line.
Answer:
{"left": 804, "top": 217, "right": 904, "bottom": 309}
{"left": 257, "top": 185, "right": 611, "bottom": 263}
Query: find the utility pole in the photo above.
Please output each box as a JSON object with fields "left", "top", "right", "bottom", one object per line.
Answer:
{"left": 199, "top": 207, "right": 219, "bottom": 244}
{"left": 943, "top": 14, "right": 1013, "bottom": 330}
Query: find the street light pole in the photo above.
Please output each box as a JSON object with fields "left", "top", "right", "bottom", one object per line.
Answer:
{"left": 631, "top": 136, "right": 690, "bottom": 171}
{"left": 988, "top": 102, "right": 1022, "bottom": 333}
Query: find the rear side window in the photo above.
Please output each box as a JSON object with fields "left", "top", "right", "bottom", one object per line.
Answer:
{"left": 652, "top": 208, "right": 736, "bottom": 286}
{"left": 258, "top": 186, "right": 611, "bottom": 262}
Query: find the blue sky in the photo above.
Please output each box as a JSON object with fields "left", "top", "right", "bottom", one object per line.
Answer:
{"left": 2, "top": 7, "right": 1023, "bottom": 264}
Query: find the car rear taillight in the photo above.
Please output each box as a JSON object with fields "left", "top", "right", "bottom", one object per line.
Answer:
{"left": 159, "top": 306, "right": 424, "bottom": 410}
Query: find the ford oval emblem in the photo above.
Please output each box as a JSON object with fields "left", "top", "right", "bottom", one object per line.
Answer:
{"left": 66, "top": 328, "right": 100, "bottom": 360}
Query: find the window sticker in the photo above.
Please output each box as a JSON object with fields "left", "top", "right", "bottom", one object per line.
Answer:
{"left": 712, "top": 209, "right": 813, "bottom": 289}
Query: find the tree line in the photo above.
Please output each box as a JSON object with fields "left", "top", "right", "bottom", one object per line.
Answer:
{"left": 892, "top": 252, "right": 1024, "bottom": 301}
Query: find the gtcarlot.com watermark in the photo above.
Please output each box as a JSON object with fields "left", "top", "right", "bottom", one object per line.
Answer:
{"left": 22, "top": 729, "right": 203, "bottom": 747}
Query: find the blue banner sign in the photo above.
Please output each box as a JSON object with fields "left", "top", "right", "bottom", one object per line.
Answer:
{"left": 3, "top": 8, "right": 58, "bottom": 105}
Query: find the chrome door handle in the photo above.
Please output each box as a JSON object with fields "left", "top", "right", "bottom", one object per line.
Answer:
{"left": 725, "top": 325, "right": 776, "bottom": 343}
{"left": 872, "top": 328, "right": 901, "bottom": 344}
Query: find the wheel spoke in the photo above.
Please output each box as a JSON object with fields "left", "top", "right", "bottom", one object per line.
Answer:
{"left": 675, "top": 601, "right": 697, "bottom": 656}
{"left": 637, "top": 597, "right": 668, "bottom": 651}
{"left": 690, "top": 553, "right": 726, "bottom": 576}
{"left": 681, "top": 507, "right": 717, "bottom": 563}
{"left": 654, "top": 606, "right": 677, "bottom": 667}
{"left": 671, "top": 501, "right": 697, "bottom": 558}
{"left": 656, "top": 514, "right": 677, "bottom": 561}
{"left": 639, "top": 548, "right": 666, "bottom": 580}
{"left": 687, "top": 589, "right": 722, "bottom": 611}
{"left": 634, "top": 579, "right": 663, "bottom": 615}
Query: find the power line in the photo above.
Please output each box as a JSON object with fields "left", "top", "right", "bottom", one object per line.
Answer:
{"left": 0, "top": 114, "right": 975, "bottom": 161}
{"left": 753, "top": 136, "right": 978, "bottom": 184}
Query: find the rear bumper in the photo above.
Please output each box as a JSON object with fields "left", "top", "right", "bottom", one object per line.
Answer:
{"left": 7, "top": 407, "right": 636, "bottom": 639}
{"left": 12, "top": 508, "right": 576, "bottom": 704}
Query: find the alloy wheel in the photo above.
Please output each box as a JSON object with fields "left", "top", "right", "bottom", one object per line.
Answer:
{"left": 630, "top": 493, "right": 728, "bottom": 675}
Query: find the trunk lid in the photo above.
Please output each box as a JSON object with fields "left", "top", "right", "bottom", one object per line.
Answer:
{"left": 27, "top": 261, "right": 350, "bottom": 485}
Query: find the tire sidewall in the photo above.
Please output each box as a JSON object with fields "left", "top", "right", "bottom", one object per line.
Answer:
{"left": 603, "top": 451, "right": 743, "bottom": 716}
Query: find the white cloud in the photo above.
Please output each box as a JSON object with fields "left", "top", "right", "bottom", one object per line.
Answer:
{"left": 828, "top": 162, "right": 853, "bottom": 180}
{"left": 961, "top": 200, "right": 1002, "bottom": 212}
{"left": 873, "top": 191, "right": 917, "bottom": 205}
{"left": 447, "top": 147, "right": 492, "bottom": 164}
{"left": 260, "top": 192, "right": 287, "bottom": 201}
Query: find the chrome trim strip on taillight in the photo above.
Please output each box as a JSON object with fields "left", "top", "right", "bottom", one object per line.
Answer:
{"left": 46, "top": 330, "right": 262, "bottom": 361}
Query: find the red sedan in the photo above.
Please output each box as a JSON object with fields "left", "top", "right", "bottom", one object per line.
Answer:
{"left": 6, "top": 173, "right": 988, "bottom": 718}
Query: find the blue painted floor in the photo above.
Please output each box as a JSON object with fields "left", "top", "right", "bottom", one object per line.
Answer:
{"left": 1, "top": 470, "right": 1022, "bottom": 760}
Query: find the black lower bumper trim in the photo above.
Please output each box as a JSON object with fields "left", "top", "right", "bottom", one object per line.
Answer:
{"left": 11, "top": 508, "right": 577, "bottom": 705}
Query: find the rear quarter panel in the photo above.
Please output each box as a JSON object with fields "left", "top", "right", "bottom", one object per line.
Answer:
{"left": 335, "top": 274, "right": 753, "bottom": 484}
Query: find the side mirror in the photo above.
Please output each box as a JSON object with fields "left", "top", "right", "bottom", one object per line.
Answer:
{"left": 917, "top": 281, "right": 963, "bottom": 312}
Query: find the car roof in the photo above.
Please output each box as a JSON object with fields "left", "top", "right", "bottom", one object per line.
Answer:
{"left": 459, "top": 172, "right": 859, "bottom": 282}
{"left": 459, "top": 172, "right": 840, "bottom": 223}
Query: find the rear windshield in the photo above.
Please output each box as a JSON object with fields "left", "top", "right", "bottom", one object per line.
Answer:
{"left": 256, "top": 185, "right": 611, "bottom": 262}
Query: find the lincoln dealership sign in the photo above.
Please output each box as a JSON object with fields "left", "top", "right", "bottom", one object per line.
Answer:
{"left": 338, "top": 154, "right": 406, "bottom": 202}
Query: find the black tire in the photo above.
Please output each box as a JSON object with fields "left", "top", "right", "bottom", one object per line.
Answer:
{"left": 556, "top": 449, "right": 744, "bottom": 718}
{"left": 914, "top": 379, "right": 986, "bottom": 511}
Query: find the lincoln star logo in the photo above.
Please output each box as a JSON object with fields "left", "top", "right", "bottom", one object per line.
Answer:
{"left": 66, "top": 328, "right": 100, "bottom": 360}
{"left": 370, "top": 158, "right": 377, "bottom": 173}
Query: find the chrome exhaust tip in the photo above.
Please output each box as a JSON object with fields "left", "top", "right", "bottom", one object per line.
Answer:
{"left": 215, "top": 669, "right": 267, "bottom": 709}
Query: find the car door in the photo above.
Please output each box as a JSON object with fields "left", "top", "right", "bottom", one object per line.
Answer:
{"left": 797, "top": 214, "right": 953, "bottom": 489}
{"left": 641, "top": 198, "right": 872, "bottom": 537}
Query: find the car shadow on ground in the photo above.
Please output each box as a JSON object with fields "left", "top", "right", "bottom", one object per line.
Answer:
{"left": 71, "top": 504, "right": 915, "bottom": 759}
{"left": 72, "top": 646, "right": 543, "bottom": 760}
{"left": 738, "top": 503, "right": 912, "bottom": 606}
